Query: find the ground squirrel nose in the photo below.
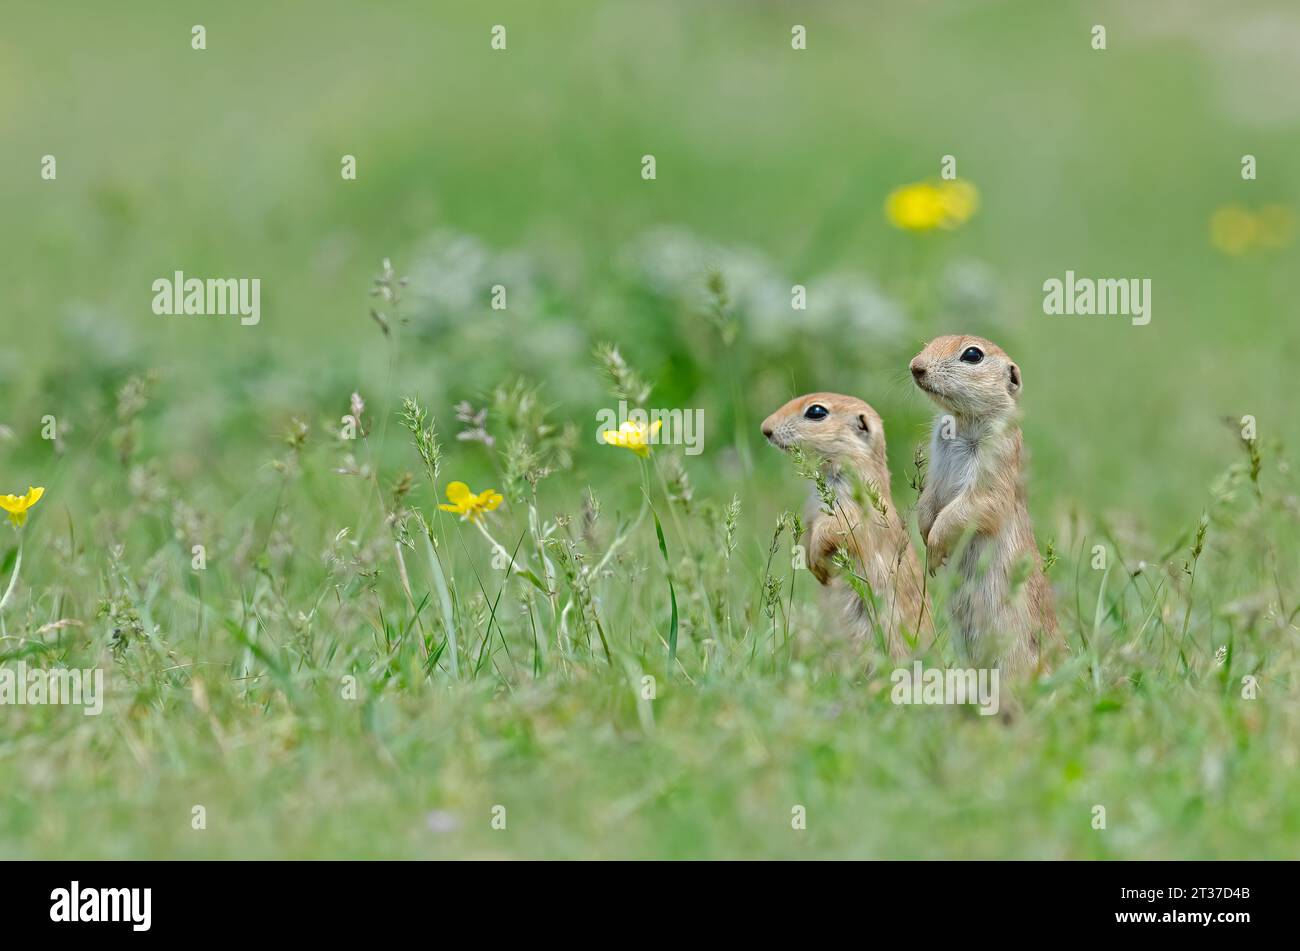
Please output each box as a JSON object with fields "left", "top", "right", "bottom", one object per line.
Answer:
{"left": 910, "top": 362, "right": 926, "bottom": 380}
{"left": 761, "top": 424, "right": 774, "bottom": 438}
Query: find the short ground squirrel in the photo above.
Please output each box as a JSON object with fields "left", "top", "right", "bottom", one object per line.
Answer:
{"left": 762, "top": 392, "right": 932, "bottom": 657}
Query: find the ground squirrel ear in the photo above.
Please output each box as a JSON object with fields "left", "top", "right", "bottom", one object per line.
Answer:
{"left": 1008, "top": 363, "right": 1021, "bottom": 395}
{"left": 857, "top": 413, "right": 871, "bottom": 435}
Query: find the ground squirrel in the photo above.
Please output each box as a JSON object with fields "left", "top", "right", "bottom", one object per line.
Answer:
{"left": 761, "top": 393, "right": 932, "bottom": 657}
{"left": 909, "top": 335, "right": 1059, "bottom": 672}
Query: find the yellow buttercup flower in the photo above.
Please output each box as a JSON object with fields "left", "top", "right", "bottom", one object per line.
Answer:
{"left": 1209, "top": 204, "right": 1257, "bottom": 256}
{"left": 886, "top": 179, "right": 980, "bottom": 231}
{"left": 438, "top": 481, "right": 503, "bottom": 522}
{"left": 1210, "top": 203, "right": 1295, "bottom": 255}
{"left": 0, "top": 486, "right": 44, "bottom": 527}
{"left": 886, "top": 183, "right": 945, "bottom": 230}
{"left": 602, "top": 418, "right": 662, "bottom": 458}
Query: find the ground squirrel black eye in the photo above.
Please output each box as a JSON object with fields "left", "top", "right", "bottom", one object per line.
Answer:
{"left": 960, "top": 346, "right": 984, "bottom": 364}
{"left": 803, "top": 404, "right": 829, "bottom": 420}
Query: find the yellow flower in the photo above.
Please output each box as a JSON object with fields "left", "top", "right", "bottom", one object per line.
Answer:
{"left": 0, "top": 486, "right": 44, "bottom": 527}
{"left": 886, "top": 183, "right": 945, "bottom": 230}
{"left": 1209, "top": 204, "right": 1257, "bottom": 256}
{"left": 1210, "top": 203, "right": 1295, "bottom": 255}
{"left": 437, "top": 481, "right": 503, "bottom": 522}
{"left": 602, "top": 418, "right": 663, "bottom": 458}
{"left": 886, "top": 179, "right": 980, "bottom": 231}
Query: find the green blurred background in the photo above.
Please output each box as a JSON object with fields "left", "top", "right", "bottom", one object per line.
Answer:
{"left": 6, "top": 0, "right": 1297, "bottom": 525}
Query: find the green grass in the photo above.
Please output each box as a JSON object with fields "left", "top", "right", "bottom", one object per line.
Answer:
{"left": 2, "top": 0, "right": 1298, "bottom": 859}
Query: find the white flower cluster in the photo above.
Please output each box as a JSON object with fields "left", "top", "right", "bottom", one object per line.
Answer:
{"left": 619, "top": 226, "right": 905, "bottom": 348}
{"left": 406, "top": 229, "right": 539, "bottom": 322}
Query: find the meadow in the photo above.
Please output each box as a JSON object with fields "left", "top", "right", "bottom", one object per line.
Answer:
{"left": 2, "top": 1, "right": 1298, "bottom": 859}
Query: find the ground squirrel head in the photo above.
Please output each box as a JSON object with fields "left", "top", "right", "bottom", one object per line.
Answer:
{"left": 760, "top": 392, "right": 885, "bottom": 470}
{"left": 909, "top": 334, "right": 1022, "bottom": 418}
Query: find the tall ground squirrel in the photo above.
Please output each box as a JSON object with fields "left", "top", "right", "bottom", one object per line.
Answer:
{"left": 910, "top": 335, "right": 1059, "bottom": 673}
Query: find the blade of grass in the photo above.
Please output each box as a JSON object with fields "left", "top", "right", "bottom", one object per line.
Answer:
{"left": 422, "top": 526, "right": 459, "bottom": 679}
{"left": 649, "top": 500, "right": 679, "bottom": 672}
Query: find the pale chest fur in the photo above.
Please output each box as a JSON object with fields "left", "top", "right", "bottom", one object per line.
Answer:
{"left": 927, "top": 426, "right": 982, "bottom": 509}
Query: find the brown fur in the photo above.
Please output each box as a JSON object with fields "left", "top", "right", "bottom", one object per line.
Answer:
{"left": 761, "top": 392, "right": 932, "bottom": 657}
{"left": 910, "top": 335, "right": 1060, "bottom": 674}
